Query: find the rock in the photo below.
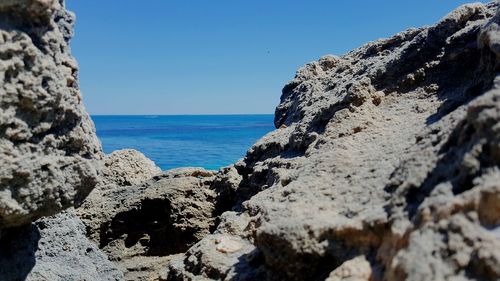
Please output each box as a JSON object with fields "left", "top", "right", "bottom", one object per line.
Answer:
{"left": 164, "top": 234, "right": 265, "bottom": 281}
{"left": 0, "top": 0, "right": 102, "bottom": 229}
{"left": 383, "top": 75, "right": 500, "bottom": 281}
{"left": 0, "top": 209, "right": 123, "bottom": 281}
{"left": 0, "top": 1, "right": 122, "bottom": 280}
{"left": 77, "top": 168, "right": 219, "bottom": 280}
{"left": 101, "top": 149, "right": 161, "bottom": 187}
{"left": 325, "top": 256, "right": 373, "bottom": 281}
{"left": 5, "top": 0, "right": 499, "bottom": 280}
{"left": 166, "top": 2, "right": 500, "bottom": 280}
{"left": 215, "top": 236, "right": 244, "bottom": 254}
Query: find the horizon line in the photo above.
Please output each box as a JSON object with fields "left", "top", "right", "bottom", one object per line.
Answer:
{"left": 90, "top": 113, "right": 275, "bottom": 116}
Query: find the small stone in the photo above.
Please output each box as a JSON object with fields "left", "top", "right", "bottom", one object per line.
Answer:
{"left": 215, "top": 237, "right": 243, "bottom": 254}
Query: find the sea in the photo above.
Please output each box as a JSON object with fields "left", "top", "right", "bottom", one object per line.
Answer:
{"left": 91, "top": 115, "right": 275, "bottom": 171}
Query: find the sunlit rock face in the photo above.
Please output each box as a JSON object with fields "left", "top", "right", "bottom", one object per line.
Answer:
{"left": 0, "top": 0, "right": 103, "bottom": 230}
{"left": 165, "top": 2, "right": 500, "bottom": 280}
{"left": 0, "top": 2, "right": 122, "bottom": 280}
{"left": 100, "top": 149, "right": 162, "bottom": 187}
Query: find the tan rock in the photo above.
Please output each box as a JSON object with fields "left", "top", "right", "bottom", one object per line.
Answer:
{"left": 326, "top": 256, "right": 372, "bottom": 281}
{"left": 166, "top": 3, "right": 500, "bottom": 280}
{"left": 215, "top": 236, "right": 244, "bottom": 254}
{"left": 101, "top": 149, "right": 161, "bottom": 187}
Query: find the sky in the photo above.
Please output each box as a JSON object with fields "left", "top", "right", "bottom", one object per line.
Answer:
{"left": 66, "top": 0, "right": 488, "bottom": 115}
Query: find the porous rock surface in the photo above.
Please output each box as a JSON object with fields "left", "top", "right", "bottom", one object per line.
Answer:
{"left": 101, "top": 149, "right": 161, "bottom": 187}
{"left": 78, "top": 168, "right": 220, "bottom": 280}
{"left": 0, "top": 0, "right": 102, "bottom": 229}
{"left": 0, "top": 1, "right": 123, "bottom": 281}
{"left": 2, "top": 0, "right": 500, "bottom": 280}
{"left": 0, "top": 148, "right": 162, "bottom": 281}
{"left": 0, "top": 209, "right": 123, "bottom": 281}
{"left": 164, "top": 2, "right": 500, "bottom": 280}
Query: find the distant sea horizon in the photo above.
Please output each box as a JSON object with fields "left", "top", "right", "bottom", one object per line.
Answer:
{"left": 91, "top": 114, "right": 274, "bottom": 116}
{"left": 91, "top": 114, "right": 275, "bottom": 171}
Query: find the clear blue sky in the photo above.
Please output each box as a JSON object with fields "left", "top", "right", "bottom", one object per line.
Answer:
{"left": 66, "top": 0, "right": 488, "bottom": 115}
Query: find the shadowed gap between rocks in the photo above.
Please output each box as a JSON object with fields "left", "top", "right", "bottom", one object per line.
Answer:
{"left": 99, "top": 198, "right": 199, "bottom": 257}
{"left": 424, "top": 45, "right": 496, "bottom": 125}
{"left": 0, "top": 224, "right": 40, "bottom": 280}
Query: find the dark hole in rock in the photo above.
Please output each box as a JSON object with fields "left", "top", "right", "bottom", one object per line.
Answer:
{"left": 99, "top": 198, "right": 198, "bottom": 256}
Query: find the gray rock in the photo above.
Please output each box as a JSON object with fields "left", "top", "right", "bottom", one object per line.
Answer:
{"left": 0, "top": 2, "right": 120, "bottom": 280}
{"left": 164, "top": 234, "right": 265, "bottom": 281}
{"left": 5, "top": 0, "right": 499, "bottom": 280}
{"left": 77, "top": 168, "right": 219, "bottom": 280}
{"left": 0, "top": 0, "right": 103, "bottom": 229}
{"left": 166, "top": 2, "right": 500, "bottom": 280}
{"left": 0, "top": 209, "right": 123, "bottom": 281}
{"left": 101, "top": 149, "right": 161, "bottom": 187}
{"left": 383, "top": 74, "right": 500, "bottom": 281}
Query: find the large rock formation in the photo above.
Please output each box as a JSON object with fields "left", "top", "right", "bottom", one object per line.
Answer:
{"left": 0, "top": 0, "right": 102, "bottom": 229}
{"left": 2, "top": 0, "right": 500, "bottom": 281}
{"left": 0, "top": 1, "right": 121, "bottom": 281}
{"left": 164, "top": 2, "right": 500, "bottom": 280}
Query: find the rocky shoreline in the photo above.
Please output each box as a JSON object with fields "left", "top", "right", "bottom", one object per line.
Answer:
{"left": 1, "top": 1, "right": 500, "bottom": 280}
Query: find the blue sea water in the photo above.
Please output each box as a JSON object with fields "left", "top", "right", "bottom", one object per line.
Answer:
{"left": 91, "top": 115, "right": 275, "bottom": 171}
